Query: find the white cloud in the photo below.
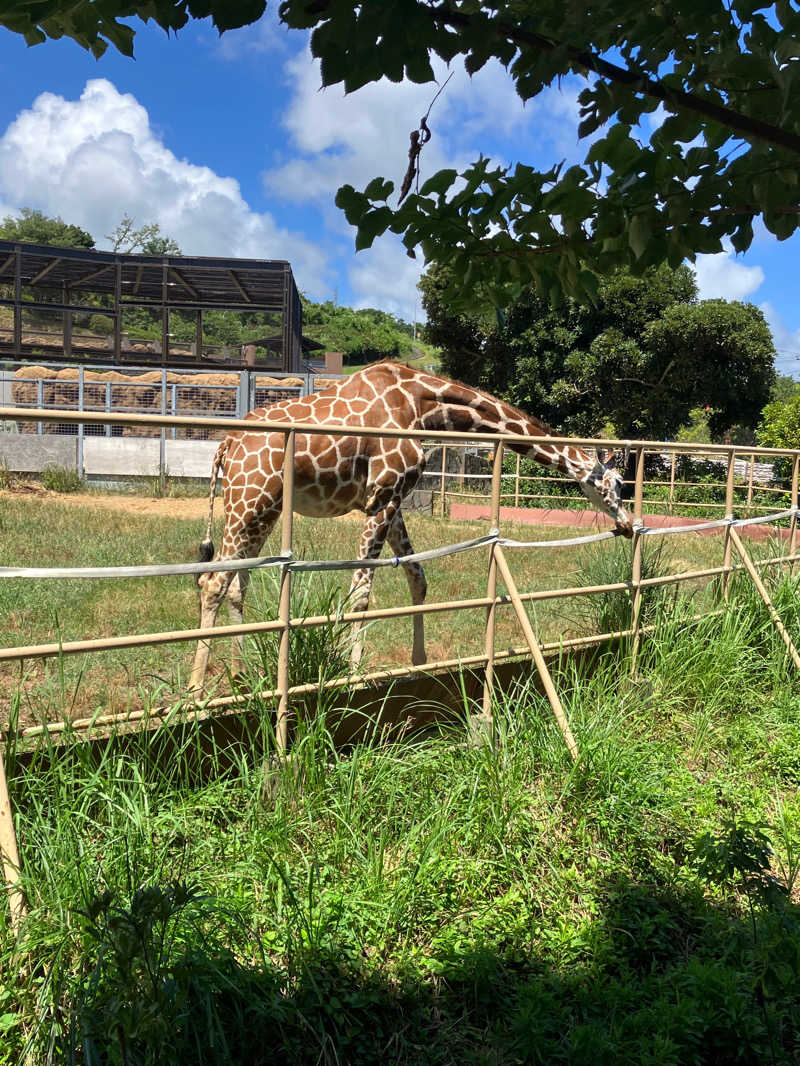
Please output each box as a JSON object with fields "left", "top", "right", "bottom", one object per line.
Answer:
{"left": 0, "top": 79, "right": 331, "bottom": 295}
{"left": 760, "top": 301, "right": 800, "bottom": 377}
{"left": 693, "top": 249, "right": 764, "bottom": 302}
{"left": 347, "top": 238, "right": 424, "bottom": 323}
{"left": 207, "top": 6, "right": 292, "bottom": 62}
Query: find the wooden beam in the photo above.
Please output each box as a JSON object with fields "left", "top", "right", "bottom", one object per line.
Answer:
{"left": 228, "top": 270, "right": 251, "bottom": 302}
{"left": 72, "top": 264, "right": 113, "bottom": 288}
{"left": 169, "top": 268, "right": 199, "bottom": 300}
{"left": 29, "top": 257, "right": 61, "bottom": 286}
{"left": 132, "top": 264, "right": 144, "bottom": 296}
{"left": 0, "top": 253, "right": 15, "bottom": 276}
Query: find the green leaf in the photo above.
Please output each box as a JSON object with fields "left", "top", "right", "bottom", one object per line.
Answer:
{"left": 363, "top": 177, "right": 394, "bottom": 201}
{"left": 419, "top": 169, "right": 458, "bottom": 197}
{"left": 628, "top": 214, "right": 651, "bottom": 260}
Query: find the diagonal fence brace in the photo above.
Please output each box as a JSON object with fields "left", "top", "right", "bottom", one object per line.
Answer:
{"left": 493, "top": 545, "right": 578, "bottom": 760}
{"left": 729, "top": 527, "right": 800, "bottom": 672}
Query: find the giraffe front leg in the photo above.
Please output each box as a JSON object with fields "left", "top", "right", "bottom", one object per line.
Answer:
{"left": 347, "top": 509, "right": 395, "bottom": 669}
{"left": 387, "top": 510, "right": 427, "bottom": 666}
{"left": 226, "top": 568, "right": 251, "bottom": 679}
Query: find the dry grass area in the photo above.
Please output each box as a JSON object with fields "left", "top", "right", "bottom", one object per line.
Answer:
{"left": 0, "top": 488, "right": 736, "bottom": 727}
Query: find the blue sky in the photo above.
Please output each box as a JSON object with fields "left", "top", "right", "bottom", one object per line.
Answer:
{"left": 1, "top": 10, "right": 799, "bottom": 375}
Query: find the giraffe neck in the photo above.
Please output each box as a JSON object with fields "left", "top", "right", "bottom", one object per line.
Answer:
{"left": 407, "top": 369, "right": 597, "bottom": 483}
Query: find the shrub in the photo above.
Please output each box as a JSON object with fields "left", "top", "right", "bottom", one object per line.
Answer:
{"left": 40, "top": 464, "right": 84, "bottom": 493}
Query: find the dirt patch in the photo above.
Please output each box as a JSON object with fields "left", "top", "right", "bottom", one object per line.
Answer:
{"left": 0, "top": 487, "right": 209, "bottom": 520}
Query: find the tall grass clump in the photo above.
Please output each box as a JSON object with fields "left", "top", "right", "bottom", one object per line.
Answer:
{"left": 242, "top": 569, "right": 354, "bottom": 693}
{"left": 568, "top": 536, "right": 677, "bottom": 638}
{"left": 39, "top": 464, "right": 84, "bottom": 493}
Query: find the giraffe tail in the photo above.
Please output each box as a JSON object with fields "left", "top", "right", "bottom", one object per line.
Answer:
{"left": 196, "top": 439, "right": 228, "bottom": 584}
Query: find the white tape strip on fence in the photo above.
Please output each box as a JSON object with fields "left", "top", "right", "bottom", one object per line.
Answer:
{"left": 1, "top": 508, "right": 796, "bottom": 581}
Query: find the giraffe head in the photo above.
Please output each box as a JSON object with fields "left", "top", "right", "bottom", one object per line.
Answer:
{"left": 578, "top": 450, "right": 634, "bottom": 538}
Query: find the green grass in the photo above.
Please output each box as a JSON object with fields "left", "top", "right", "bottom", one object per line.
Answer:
{"left": 3, "top": 575, "right": 800, "bottom": 1063}
{"left": 0, "top": 492, "right": 734, "bottom": 727}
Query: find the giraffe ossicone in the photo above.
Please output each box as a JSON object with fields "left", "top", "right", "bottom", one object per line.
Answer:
{"left": 188, "top": 362, "right": 633, "bottom": 694}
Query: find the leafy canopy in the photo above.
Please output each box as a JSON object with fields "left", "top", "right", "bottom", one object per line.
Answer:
{"left": 0, "top": 207, "right": 95, "bottom": 249}
{"left": 4, "top": 1, "right": 800, "bottom": 305}
{"left": 422, "top": 263, "right": 776, "bottom": 440}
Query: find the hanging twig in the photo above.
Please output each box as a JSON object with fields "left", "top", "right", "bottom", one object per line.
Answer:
{"left": 398, "top": 72, "right": 454, "bottom": 204}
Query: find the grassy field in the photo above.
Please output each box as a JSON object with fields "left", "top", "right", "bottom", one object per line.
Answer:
{"left": 0, "top": 488, "right": 737, "bottom": 728}
{"left": 2, "top": 572, "right": 800, "bottom": 1063}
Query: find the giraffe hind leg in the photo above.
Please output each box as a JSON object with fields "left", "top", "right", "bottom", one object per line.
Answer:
{"left": 347, "top": 507, "right": 398, "bottom": 668}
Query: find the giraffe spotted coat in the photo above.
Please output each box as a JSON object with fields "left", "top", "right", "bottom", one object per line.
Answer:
{"left": 189, "top": 361, "right": 633, "bottom": 692}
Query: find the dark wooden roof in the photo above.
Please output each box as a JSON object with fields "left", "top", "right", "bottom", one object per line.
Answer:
{"left": 0, "top": 240, "right": 296, "bottom": 311}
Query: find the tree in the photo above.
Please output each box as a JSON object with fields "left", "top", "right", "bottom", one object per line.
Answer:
{"left": 106, "top": 215, "right": 182, "bottom": 255}
{"left": 422, "top": 263, "right": 776, "bottom": 440}
{"left": 0, "top": 207, "right": 94, "bottom": 249}
{"left": 5, "top": 1, "right": 800, "bottom": 307}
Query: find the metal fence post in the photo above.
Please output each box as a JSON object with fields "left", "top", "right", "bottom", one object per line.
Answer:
{"left": 238, "top": 371, "right": 248, "bottom": 420}
{"left": 276, "top": 430, "right": 296, "bottom": 754}
{"left": 440, "top": 444, "right": 448, "bottom": 518}
{"left": 0, "top": 746, "right": 25, "bottom": 934}
{"left": 722, "top": 449, "right": 736, "bottom": 600}
{"left": 159, "top": 369, "right": 167, "bottom": 492}
{"left": 630, "top": 447, "right": 646, "bottom": 676}
{"left": 481, "top": 443, "right": 504, "bottom": 723}
{"left": 171, "top": 384, "right": 178, "bottom": 441}
{"left": 36, "top": 379, "right": 43, "bottom": 436}
{"left": 77, "top": 365, "right": 84, "bottom": 479}
{"left": 668, "top": 449, "right": 676, "bottom": 512}
{"left": 105, "top": 382, "right": 112, "bottom": 438}
{"left": 788, "top": 455, "right": 800, "bottom": 575}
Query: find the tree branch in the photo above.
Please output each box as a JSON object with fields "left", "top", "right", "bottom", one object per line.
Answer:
{"left": 426, "top": 3, "right": 800, "bottom": 156}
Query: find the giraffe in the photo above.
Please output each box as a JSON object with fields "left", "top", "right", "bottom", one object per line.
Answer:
{"left": 189, "top": 361, "right": 633, "bottom": 693}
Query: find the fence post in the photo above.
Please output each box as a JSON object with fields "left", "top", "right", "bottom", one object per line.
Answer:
{"left": 481, "top": 443, "right": 504, "bottom": 723}
{"left": 36, "top": 379, "right": 43, "bottom": 436}
{"left": 668, "top": 450, "right": 676, "bottom": 513}
{"left": 171, "top": 384, "right": 178, "bottom": 441}
{"left": 276, "top": 430, "right": 296, "bottom": 754}
{"left": 0, "top": 746, "right": 26, "bottom": 934}
{"left": 105, "top": 382, "right": 112, "bottom": 438}
{"left": 77, "top": 365, "right": 84, "bottom": 479}
{"left": 790, "top": 455, "right": 799, "bottom": 570}
{"left": 159, "top": 369, "right": 167, "bottom": 492}
{"left": 494, "top": 546, "right": 578, "bottom": 759}
{"left": 439, "top": 444, "right": 448, "bottom": 518}
{"left": 237, "top": 371, "right": 248, "bottom": 419}
{"left": 722, "top": 449, "right": 736, "bottom": 601}
{"left": 514, "top": 453, "right": 521, "bottom": 509}
{"left": 630, "top": 447, "right": 646, "bottom": 676}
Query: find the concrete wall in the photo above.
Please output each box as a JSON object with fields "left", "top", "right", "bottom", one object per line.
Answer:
{"left": 0, "top": 435, "right": 77, "bottom": 472}
{"left": 82, "top": 438, "right": 217, "bottom": 478}
{"left": 0, "top": 434, "right": 217, "bottom": 479}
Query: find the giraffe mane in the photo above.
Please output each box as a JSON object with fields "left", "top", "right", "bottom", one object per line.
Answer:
{"left": 360, "top": 359, "right": 557, "bottom": 436}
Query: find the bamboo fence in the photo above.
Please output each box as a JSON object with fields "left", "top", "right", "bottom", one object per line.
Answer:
{"left": 2, "top": 403, "right": 800, "bottom": 933}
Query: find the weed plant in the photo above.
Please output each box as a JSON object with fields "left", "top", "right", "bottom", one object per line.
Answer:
{"left": 38, "top": 464, "right": 84, "bottom": 494}
{"left": 3, "top": 566, "right": 800, "bottom": 1063}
